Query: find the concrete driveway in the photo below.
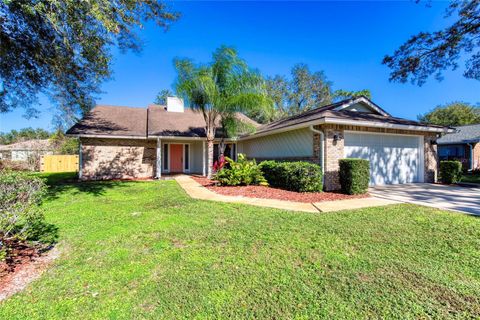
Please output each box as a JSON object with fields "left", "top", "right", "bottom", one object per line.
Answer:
{"left": 370, "top": 183, "right": 480, "bottom": 216}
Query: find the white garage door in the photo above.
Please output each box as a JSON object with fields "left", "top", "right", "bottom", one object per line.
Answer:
{"left": 344, "top": 132, "right": 424, "bottom": 186}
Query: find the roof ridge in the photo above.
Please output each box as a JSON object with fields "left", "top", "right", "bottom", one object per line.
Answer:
{"left": 258, "top": 98, "right": 359, "bottom": 129}
{"left": 95, "top": 104, "right": 147, "bottom": 110}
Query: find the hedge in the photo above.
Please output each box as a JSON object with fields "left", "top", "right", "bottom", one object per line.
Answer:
{"left": 439, "top": 160, "right": 462, "bottom": 184}
{"left": 339, "top": 158, "right": 370, "bottom": 195}
{"left": 260, "top": 161, "right": 323, "bottom": 192}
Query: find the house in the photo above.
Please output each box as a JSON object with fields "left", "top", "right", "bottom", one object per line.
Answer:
{"left": 66, "top": 96, "right": 449, "bottom": 191}
{"left": 437, "top": 124, "right": 480, "bottom": 171}
{"left": 0, "top": 139, "right": 54, "bottom": 161}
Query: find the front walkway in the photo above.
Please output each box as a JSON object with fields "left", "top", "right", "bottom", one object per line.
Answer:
{"left": 175, "top": 175, "right": 397, "bottom": 213}
{"left": 370, "top": 183, "right": 480, "bottom": 216}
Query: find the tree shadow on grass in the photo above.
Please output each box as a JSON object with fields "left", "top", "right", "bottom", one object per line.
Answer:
{"left": 40, "top": 172, "right": 129, "bottom": 200}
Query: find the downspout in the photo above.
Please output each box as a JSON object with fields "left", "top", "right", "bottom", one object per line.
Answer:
{"left": 78, "top": 139, "right": 82, "bottom": 180}
{"left": 467, "top": 143, "right": 474, "bottom": 171}
{"left": 309, "top": 125, "right": 325, "bottom": 183}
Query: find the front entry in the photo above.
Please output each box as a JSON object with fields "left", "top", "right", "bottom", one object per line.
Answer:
{"left": 169, "top": 144, "right": 184, "bottom": 173}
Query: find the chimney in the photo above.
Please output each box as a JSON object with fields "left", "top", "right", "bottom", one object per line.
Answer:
{"left": 166, "top": 96, "right": 184, "bottom": 113}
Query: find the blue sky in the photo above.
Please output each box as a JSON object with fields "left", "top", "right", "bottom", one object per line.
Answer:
{"left": 1, "top": 1, "right": 479, "bottom": 132}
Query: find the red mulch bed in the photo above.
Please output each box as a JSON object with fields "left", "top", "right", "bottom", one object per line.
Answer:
{"left": 192, "top": 176, "right": 369, "bottom": 203}
{"left": 0, "top": 240, "right": 40, "bottom": 278}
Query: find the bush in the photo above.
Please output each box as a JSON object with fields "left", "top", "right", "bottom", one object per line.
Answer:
{"left": 0, "top": 170, "right": 57, "bottom": 261}
{"left": 0, "top": 159, "right": 31, "bottom": 171}
{"left": 339, "top": 159, "right": 370, "bottom": 195}
{"left": 214, "top": 154, "right": 267, "bottom": 186}
{"left": 260, "top": 160, "right": 323, "bottom": 192}
{"left": 439, "top": 160, "right": 462, "bottom": 184}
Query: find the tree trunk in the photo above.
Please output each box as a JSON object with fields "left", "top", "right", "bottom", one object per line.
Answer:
{"left": 207, "top": 138, "right": 214, "bottom": 179}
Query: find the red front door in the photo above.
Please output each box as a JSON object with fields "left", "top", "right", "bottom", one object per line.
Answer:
{"left": 170, "top": 144, "right": 183, "bottom": 173}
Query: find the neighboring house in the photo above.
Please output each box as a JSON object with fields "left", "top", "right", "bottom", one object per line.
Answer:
{"left": 0, "top": 139, "right": 54, "bottom": 161}
{"left": 437, "top": 124, "right": 480, "bottom": 171}
{"left": 67, "top": 96, "right": 449, "bottom": 191}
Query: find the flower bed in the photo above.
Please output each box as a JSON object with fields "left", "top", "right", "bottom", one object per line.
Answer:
{"left": 192, "top": 176, "right": 369, "bottom": 203}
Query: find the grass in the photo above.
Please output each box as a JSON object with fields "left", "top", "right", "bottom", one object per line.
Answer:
{"left": 1, "top": 173, "right": 479, "bottom": 319}
{"left": 461, "top": 173, "right": 480, "bottom": 184}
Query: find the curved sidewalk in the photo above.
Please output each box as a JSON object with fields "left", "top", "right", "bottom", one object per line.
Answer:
{"left": 175, "top": 175, "right": 397, "bottom": 213}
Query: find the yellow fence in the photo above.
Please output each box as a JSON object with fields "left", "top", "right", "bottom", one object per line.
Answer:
{"left": 40, "top": 155, "right": 79, "bottom": 173}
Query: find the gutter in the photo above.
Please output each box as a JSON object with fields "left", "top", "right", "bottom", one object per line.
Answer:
{"left": 66, "top": 134, "right": 147, "bottom": 140}
{"left": 467, "top": 143, "right": 474, "bottom": 171}
{"left": 68, "top": 133, "right": 237, "bottom": 142}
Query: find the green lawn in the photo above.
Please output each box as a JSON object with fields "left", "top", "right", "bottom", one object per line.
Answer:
{"left": 1, "top": 173, "right": 479, "bottom": 319}
{"left": 461, "top": 173, "right": 480, "bottom": 184}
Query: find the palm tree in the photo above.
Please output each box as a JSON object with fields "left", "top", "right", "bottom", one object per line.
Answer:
{"left": 174, "top": 46, "right": 270, "bottom": 178}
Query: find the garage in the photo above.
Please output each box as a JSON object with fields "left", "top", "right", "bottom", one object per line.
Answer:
{"left": 344, "top": 132, "right": 424, "bottom": 185}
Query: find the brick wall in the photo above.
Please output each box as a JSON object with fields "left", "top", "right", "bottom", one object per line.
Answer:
{"left": 424, "top": 135, "right": 438, "bottom": 182}
{"left": 322, "top": 127, "right": 344, "bottom": 191}
{"left": 80, "top": 138, "right": 156, "bottom": 180}
{"left": 315, "top": 124, "right": 439, "bottom": 191}
{"left": 473, "top": 143, "right": 480, "bottom": 170}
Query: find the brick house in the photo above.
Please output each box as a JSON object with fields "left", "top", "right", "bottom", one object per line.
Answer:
{"left": 67, "top": 96, "right": 449, "bottom": 191}
{"left": 437, "top": 124, "right": 480, "bottom": 171}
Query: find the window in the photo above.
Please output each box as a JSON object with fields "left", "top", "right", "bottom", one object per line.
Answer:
{"left": 439, "top": 145, "right": 465, "bottom": 160}
{"left": 184, "top": 144, "right": 189, "bottom": 170}
{"left": 213, "top": 144, "right": 219, "bottom": 162}
{"left": 163, "top": 144, "right": 169, "bottom": 170}
{"left": 213, "top": 143, "right": 236, "bottom": 161}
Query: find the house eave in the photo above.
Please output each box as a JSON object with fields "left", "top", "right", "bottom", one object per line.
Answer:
{"left": 67, "top": 134, "right": 147, "bottom": 140}
{"left": 437, "top": 139, "right": 480, "bottom": 145}
{"left": 239, "top": 117, "right": 450, "bottom": 141}
{"left": 322, "top": 117, "right": 451, "bottom": 133}
{"left": 69, "top": 133, "right": 239, "bottom": 142}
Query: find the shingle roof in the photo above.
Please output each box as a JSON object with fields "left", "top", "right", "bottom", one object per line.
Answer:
{"left": 67, "top": 105, "right": 147, "bottom": 137}
{"left": 67, "top": 104, "right": 260, "bottom": 138}
{"left": 67, "top": 97, "right": 448, "bottom": 140}
{"left": 0, "top": 139, "right": 54, "bottom": 151}
{"left": 437, "top": 124, "right": 480, "bottom": 144}
{"left": 250, "top": 98, "right": 445, "bottom": 136}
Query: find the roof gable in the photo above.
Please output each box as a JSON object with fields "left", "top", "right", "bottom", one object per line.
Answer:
{"left": 332, "top": 96, "right": 391, "bottom": 116}
{"left": 244, "top": 97, "right": 446, "bottom": 138}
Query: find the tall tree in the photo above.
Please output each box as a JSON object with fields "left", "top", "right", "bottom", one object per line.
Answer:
{"left": 288, "top": 64, "right": 333, "bottom": 115}
{"left": 0, "top": 127, "right": 50, "bottom": 145}
{"left": 49, "top": 130, "right": 79, "bottom": 154}
{"left": 418, "top": 102, "right": 480, "bottom": 126}
{"left": 174, "top": 46, "right": 270, "bottom": 178}
{"left": 333, "top": 89, "right": 372, "bottom": 101}
{"left": 0, "top": 0, "right": 179, "bottom": 121}
{"left": 383, "top": 0, "right": 480, "bottom": 85}
{"left": 154, "top": 89, "right": 174, "bottom": 105}
{"left": 260, "top": 64, "right": 333, "bottom": 122}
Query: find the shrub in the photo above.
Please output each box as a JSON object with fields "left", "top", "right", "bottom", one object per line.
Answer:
{"left": 214, "top": 154, "right": 267, "bottom": 186}
{"left": 260, "top": 161, "right": 323, "bottom": 192}
{"left": 0, "top": 159, "right": 31, "bottom": 171}
{"left": 0, "top": 170, "right": 57, "bottom": 261}
{"left": 339, "top": 159, "right": 370, "bottom": 195}
{"left": 439, "top": 160, "right": 462, "bottom": 184}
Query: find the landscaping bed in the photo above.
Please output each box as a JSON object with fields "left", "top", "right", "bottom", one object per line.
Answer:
{"left": 0, "top": 240, "right": 40, "bottom": 277}
{"left": 192, "top": 176, "right": 369, "bottom": 202}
